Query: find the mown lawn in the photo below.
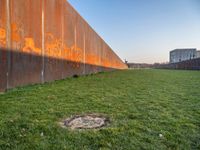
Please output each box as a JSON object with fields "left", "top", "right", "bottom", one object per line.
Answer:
{"left": 0, "top": 69, "right": 200, "bottom": 150}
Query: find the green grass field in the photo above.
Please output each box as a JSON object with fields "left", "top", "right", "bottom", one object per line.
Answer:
{"left": 0, "top": 69, "right": 200, "bottom": 150}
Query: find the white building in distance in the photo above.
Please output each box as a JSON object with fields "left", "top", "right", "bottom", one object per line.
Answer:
{"left": 170, "top": 48, "right": 200, "bottom": 63}
{"left": 197, "top": 50, "right": 200, "bottom": 58}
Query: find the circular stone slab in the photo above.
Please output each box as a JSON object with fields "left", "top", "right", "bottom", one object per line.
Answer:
{"left": 60, "top": 114, "right": 109, "bottom": 129}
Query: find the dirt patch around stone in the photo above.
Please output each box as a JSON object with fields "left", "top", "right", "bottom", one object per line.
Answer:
{"left": 59, "top": 114, "right": 109, "bottom": 130}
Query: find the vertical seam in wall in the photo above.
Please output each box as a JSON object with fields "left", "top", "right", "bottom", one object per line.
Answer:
{"left": 99, "top": 40, "right": 101, "bottom": 71}
{"left": 83, "top": 33, "right": 86, "bottom": 75}
{"left": 61, "top": 2, "right": 64, "bottom": 78}
{"left": 74, "top": 25, "right": 77, "bottom": 74}
{"left": 74, "top": 26, "right": 76, "bottom": 51}
{"left": 41, "top": 0, "right": 44, "bottom": 83}
{"left": 100, "top": 42, "right": 101, "bottom": 71}
{"left": 6, "top": 0, "right": 10, "bottom": 90}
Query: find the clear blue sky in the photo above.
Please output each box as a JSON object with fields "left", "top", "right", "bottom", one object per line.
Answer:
{"left": 68, "top": 0, "right": 200, "bottom": 63}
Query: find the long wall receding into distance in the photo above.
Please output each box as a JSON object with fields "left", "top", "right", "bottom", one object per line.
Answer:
{"left": 0, "top": 0, "right": 127, "bottom": 91}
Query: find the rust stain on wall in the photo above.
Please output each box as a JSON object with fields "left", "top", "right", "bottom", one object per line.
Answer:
{"left": 0, "top": 28, "right": 6, "bottom": 46}
{"left": 22, "top": 38, "right": 41, "bottom": 55}
{"left": 11, "top": 23, "right": 21, "bottom": 42}
{"left": 45, "top": 33, "right": 62, "bottom": 58}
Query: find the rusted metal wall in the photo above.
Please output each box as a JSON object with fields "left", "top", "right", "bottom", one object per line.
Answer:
{"left": 0, "top": 0, "right": 7, "bottom": 91}
{"left": 0, "top": 0, "right": 127, "bottom": 92}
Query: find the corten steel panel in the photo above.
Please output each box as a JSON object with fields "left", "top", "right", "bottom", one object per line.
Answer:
{"left": 85, "top": 27, "right": 94, "bottom": 74}
{"left": 85, "top": 26, "right": 102, "bottom": 74}
{"left": 93, "top": 33, "right": 101, "bottom": 73}
{"left": 74, "top": 14, "right": 85, "bottom": 75}
{"left": 0, "top": 49, "right": 7, "bottom": 92}
{"left": 84, "top": 24, "right": 91, "bottom": 74}
{"left": 95, "top": 35, "right": 103, "bottom": 73}
{"left": 63, "top": 1, "right": 85, "bottom": 77}
{"left": 97, "top": 37, "right": 103, "bottom": 72}
{"left": 0, "top": 0, "right": 7, "bottom": 91}
{"left": 0, "top": 0, "right": 6, "bottom": 48}
{"left": 62, "top": 1, "right": 76, "bottom": 77}
{"left": 44, "top": 0, "right": 64, "bottom": 82}
{"left": 8, "top": 0, "right": 42, "bottom": 89}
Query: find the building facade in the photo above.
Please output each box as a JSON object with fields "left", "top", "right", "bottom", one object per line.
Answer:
{"left": 170, "top": 49, "right": 197, "bottom": 63}
{"left": 196, "top": 51, "right": 200, "bottom": 58}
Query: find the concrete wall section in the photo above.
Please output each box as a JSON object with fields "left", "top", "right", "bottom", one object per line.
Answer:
{"left": 0, "top": 0, "right": 127, "bottom": 91}
{"left": 157, "top": 58, "right": 200, "bottom": 70}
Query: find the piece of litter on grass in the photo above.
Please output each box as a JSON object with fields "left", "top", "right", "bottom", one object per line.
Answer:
{"left": 40, "top": 132, "right": 44, "bottom": 137}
